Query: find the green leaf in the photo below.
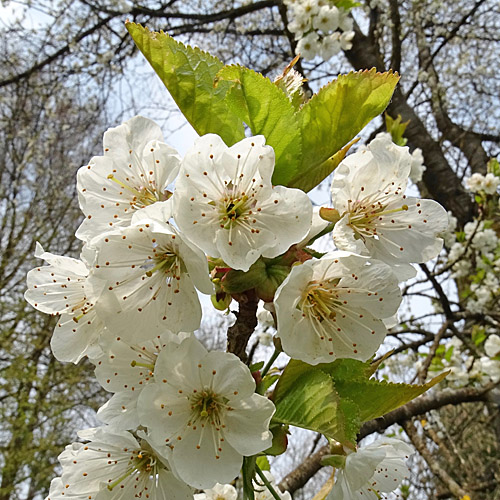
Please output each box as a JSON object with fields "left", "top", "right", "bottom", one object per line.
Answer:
{"left": 487, "top": 158, "right": 500, "bottom": 177}
{"left": 293, "top": 69, "right": 400, "bottom": 191}
{"left": 215, "top": 65, "right": 302, "bottom": 186}
{"left": 334, "top": 371, "right": 449, "bottom": 422}
{"left": 126, "top": 23, "right": 244, "bottom": 146}
{"left": 472, "top": 326, "right": 487, "bottom": 346}
{"left": 259, "top": 373, "right": 280, "bottom": 394}
{"left": 314, "top": 357, "right": 374, "bottom": 381}
{"left": 272, "top": 364, "right": 360, "bottom": 445}
{"left": 334, "top": 0, "right": 361, "bottom": 9}
{"left": 249, "top": 361, "right": 265, "bottom": 373}
{"left": 385, "top": 113, "right": 410, "bottom": 147}
{"left": 287, "top": 137, "right": 359, "bottom": 192}
{"left": 273, "top": 359, "right": 448, "bottom": 441}
{"left": 444, "top": 346, "right": 454, "bottom": 363}
{"left": 256, "top": 455, "right": 270, "bottom": 471}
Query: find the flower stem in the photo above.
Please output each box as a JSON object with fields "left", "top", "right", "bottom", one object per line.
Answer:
{"left": 261, "top": 349, "right": 280, "bottom": 378}
{"left": 255, "top": 464, "right": 282, "bottom": 500}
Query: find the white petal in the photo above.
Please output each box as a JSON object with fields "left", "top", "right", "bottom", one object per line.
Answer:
{"left": 223, "top": 393, "right": 275, "bottom": 455}
{"left": 51, "top": 311, "right": 104, "bottom": 363}
{"left": 96, "top": 392, "right": 140, "bottom": 430}
{"left": 199, "top": 351, "right": 256, "bottom": 399}
{"left": 172, "top": 426, "right": 242, "bottom": 489}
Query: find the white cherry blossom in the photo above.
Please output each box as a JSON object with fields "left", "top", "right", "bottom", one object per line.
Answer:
{"left": 194, "top": 483, "right": 238, "bottom": 500}
{"left": 254, "top": 471, "right": 291, "bottom": 500}
{"left": 45, "top": 426, "right": 192, "bottom": 500}
{"left": 338, "top": 9, "right": 353, "bottom": 31}
{"left": 320, "top": 33, "right": 341, "bottom": 60}
{"left": 331, "top": 135, "right": 448, "bottom": 278}
{"left": 482, "top": 173, "right": 500, "bottom": 194}
{"left": 479, "top": 356, "right": 500, "bottom": 383}
{"left": 339, "top": 30, "right": 355, "bottom": 51}
{"left": 92, "top": 331, "right": 189, "bottom": 429}
{"left": 326, "top": 438, "right": 413, "bottom": 500}
{"left": 485, "top": 334, "right": 500, "bottom": 358}
{"left": 174, "top": 135, "right": 312, "bottom": 272}
{"left": 410, "top": 147, "right": 426, "bottom": 183}
{"left": 25, "top": 243, "right": 110, "bottom": 363}
{"left": 76, "top": 116, "right": 180, "bottom": 242}
{"left": 465, "top": 172, "right": 500, "bottom": 194}
{"left": 288, "top": 14, "right": 311, "bottom": 37}
{"left": 138, "top": 336, "right": 275, "bottom": 489}
{"left": 313, "top": 5, "right": 339, "bottom": 32}
{"left": 465, "top": 173, "right": 485, "bottom": 193}
{"left": 92, "top": 207, "right": 213, "bottom": 336}
{"left": 299, "top": 0, "right": 320, "bottom": 17}
{"left": 274, "top": 253, "right": 402, "bottom": 364}
{"left": 296, "top": 32, "right": 320, "bottom": 60}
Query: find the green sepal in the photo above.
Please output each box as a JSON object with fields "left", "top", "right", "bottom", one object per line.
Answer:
{"left": 214, "top": 64, "right": 302, "bottom": 186}
{"left": 263, "top": 424, "right": 289, "bottom": 456}
{"left": 255, "top": 263, "right": 291, "bottom": 302}
{"left": 125, "top": 23, "right": 244, "bottom": 146}
{"left": 210, "top": 292, "right": 232, "bottom": 311}
{"left": 221, "top": 259, "right": 267, "bottom": 294}
{"left": 258, "top": 372, "right": 280, "bottom": 395}
{"left": 321, "top": 454, "right": 346, "bottom": 468}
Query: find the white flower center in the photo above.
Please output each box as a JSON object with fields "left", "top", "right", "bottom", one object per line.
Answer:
{"left": 107, "top": 448, "right": 158, "bottom": 491}
{"left": 299, "top": 278, "right": 378, "bottom": 356}
{"left": 346, "top": 188, "right": 409, "bottom": 240}
{"left": 70, "top": 294, "right": 95, "bottom": 323}
{"left": 300, "top": 279, "right": 342, "bottom": 339}
{"left": 107, "top": 173, "right": 170, "bottom": 209}
{"left": 190, "top": 389, "right": 227, "bottom": 424}
{"left": 217, "top": 190, "right": 260, "bottom": 237}
{"left": 147, "top": 249, "right": 182, "bottom": 278}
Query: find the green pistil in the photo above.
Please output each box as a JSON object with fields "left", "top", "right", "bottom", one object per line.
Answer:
{"left": 72, "top": 312, "right": 86, "bottom": 323}
{"left": 220, "top": 195, "right": 249, "bottom": 228}
{"left": 191, "top": 390, "right": 224, "bottom": 422}
{"left": 130, "top": 360, "right": 155, "bottom": 370}
{"left": 145, "top": 253, "right": 178, "bottom": 277}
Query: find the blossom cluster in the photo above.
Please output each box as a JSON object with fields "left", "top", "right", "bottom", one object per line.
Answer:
{"left": 426, "top": 163, "right": 500, "bottom": 389}
{"left": 445, "top": 167, "right": 500, "bottom": 313}
{"left": 435, "top": 335, "right": 500, "bottom": 387}
{"left": 283, "top": 0, "right": 355, "bottom": 60}
{"left": 465, "top": 172, "right": 500, "bottom": 194}
{"left": 25, "top": 116, "right": 448, "bottom": 499}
